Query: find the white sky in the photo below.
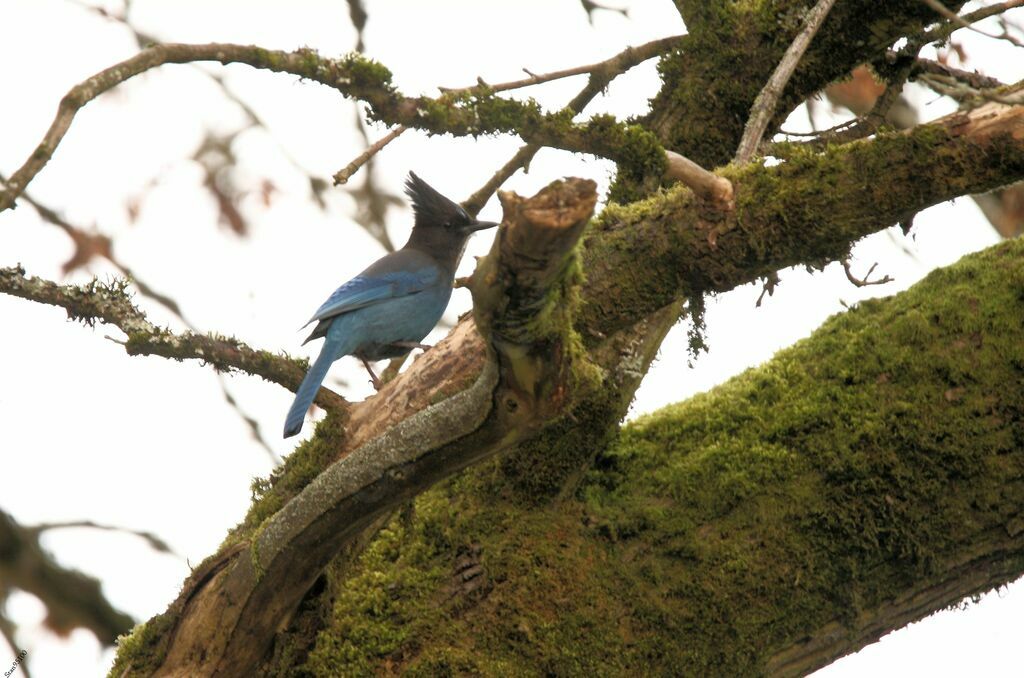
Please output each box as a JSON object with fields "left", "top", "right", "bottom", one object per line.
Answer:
{"left": 0, "top": 1, "right": 1022, "bottom": 676}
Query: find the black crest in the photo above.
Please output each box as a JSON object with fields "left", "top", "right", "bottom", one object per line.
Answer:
{"left": 404, "top": 172, "right": 469, "bottom": 229}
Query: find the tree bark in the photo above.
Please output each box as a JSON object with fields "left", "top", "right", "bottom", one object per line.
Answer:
{"left": 275, "top": 239, "right": 1024, "bottom": 676}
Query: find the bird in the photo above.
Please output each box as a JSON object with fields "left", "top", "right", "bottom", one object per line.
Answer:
{"left": 283, "top": 172, "right": 499, "bottom": 438}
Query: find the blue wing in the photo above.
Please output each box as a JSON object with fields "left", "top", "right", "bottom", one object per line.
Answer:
{"left": 304, "top": 268, "right": 441, "bottom": 326}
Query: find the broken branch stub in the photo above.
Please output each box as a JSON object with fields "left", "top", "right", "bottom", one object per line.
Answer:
{"left": 470, "top": 177, "right": 598, "bottom": 422}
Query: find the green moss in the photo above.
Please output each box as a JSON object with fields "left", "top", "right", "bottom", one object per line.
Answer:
{"left": 299, "top": 240, "right": 1024, "bottom": 675}
{"left": 338, "top": 52, "right": 395, "bottom": 91}
{"left": 107, "top": 612, "right": 176, "bottom": 677}
{"left": 631, "top": 1, "right": 966, "bottom": 199}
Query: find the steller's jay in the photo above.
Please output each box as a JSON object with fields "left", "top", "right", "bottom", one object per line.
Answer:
{"left": 283, "top": 172, "right": 498, "bottom": 438}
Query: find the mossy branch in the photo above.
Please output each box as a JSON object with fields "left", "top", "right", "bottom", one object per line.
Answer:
{"left": 292, "top": 238, "right": 1024, "bottom": 676}
{"left": 0, "top": 39, "right": 679, "bottom": 213}
{"left": 646, "top": 0, "right": 971, "bottom": 171}
{"left": 582, "top": 101, "right": 1024, "bottom": 338}
{"left": 0, "top": 266, "right": 347, "bottom": 412}
{"left": 110, "top": 98, "right": 1024, "bottom": 676}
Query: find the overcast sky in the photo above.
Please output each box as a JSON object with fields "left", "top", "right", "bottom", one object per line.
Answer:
{"left": 1, "top": 1, "right": 1022, "bottom": 676}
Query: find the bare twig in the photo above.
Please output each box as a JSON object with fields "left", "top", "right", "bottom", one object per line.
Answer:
{"left": 462, "top": 35, "right": 682, "bottom": 212}
{"left": 788, "top": 55, "right": 919, "bottom": 150}
{"left": 31, "top": 520, "right": 179, "bottom": 558}
{"left": 735, "top": 0, "right": 839, "bottom": 164}
{"left": 333, "top": 125, "right": 406, "bottom": 185}
{"left": 579, "top": 0, "right": 628, "bottom": 24}
{"left": 919, "top": 0, "right": 1024, "bottom": 47}
{"left": 907, "top": 55, "right": 1005, "bottom": 90}
{"left": 916, "top": 73, "right": 1024, "bottom": 105}
{"left": 842, "top": 259, "right": 893, "bottom": 287}
{"left": 216, "top": 374, "right": 284, "bottom": 466}
{"left": 463, "top": 145, "right": 540, "bottom": 216}
{"left": 442, "top": 35, "right": 680, "bottom": 97}
{"left": 916, "top": 0, "right": 1024, "bottom": 45}
{"left": 346, "top": 0, "right": 368, "bottom": 52}
{"left": 1, "top": 174, "right": 282, "bottom": 462}
{"left": 664, "top": 151, "right": 734, "bottom": 206}
{"left": 756, "top": 272, "right": 781, "bottom": 308}
{"left": 0, "top": 265, "right": 348, "bottom": 413}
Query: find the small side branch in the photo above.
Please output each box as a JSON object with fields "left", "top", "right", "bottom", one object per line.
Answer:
{"left": 0, "top": 266, "right": 347, "bottom": 412}
{"left": 735, "top": 0, "right": 839, "bottom": 164}
{"left": 441, "top": 34, "right": 682, "bottom": 97}
{"left": 333, "top": 125, "right": 406, "bottom": 185}
{"left": 915, "top": 0, "right": 1024, "bottom": 45}
{"left": 842, "top": 259, "right": 894, "bottom": 287}
{"left": 462, "top": 36, "right": 683, "bottom": 214}
{"left": 918, "top": 0, "right": 1024, "bottom": 48}
{"left": 908, "top": 55, "right": 1005, "bottom": 90}
{"left": 665, "top": 150, "right": 734, "bottom": 207}
{"left": 31, "top": 520, "right": 178, "bottom": 558}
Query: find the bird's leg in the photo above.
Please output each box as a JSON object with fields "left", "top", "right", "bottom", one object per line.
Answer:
{"left": 390, "top": 341, "right": 432, "bottom": 351}
{"left": 360, "top": 358, "right": 382, "bottom": 390}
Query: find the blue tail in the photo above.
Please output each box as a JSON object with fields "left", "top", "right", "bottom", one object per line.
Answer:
{"left": 283, "top": 335, "right": 343, "bottom": 438}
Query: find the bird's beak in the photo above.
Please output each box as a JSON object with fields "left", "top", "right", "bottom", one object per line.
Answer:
{"left": 466, "top": 220, "right": 499, "bottom": 233}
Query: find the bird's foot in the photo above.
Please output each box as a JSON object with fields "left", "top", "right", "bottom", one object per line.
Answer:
{"left": 360, "top": 358, "right": 382, "bottom": 390}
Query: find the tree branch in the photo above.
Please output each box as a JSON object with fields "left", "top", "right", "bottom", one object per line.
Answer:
{"left": 332, "top": 124, "right": 406, "bottom": 185}
{"left": 461, "top": 34, "right": 681, "bottom": 214}
{"left": 276, "top": 237, "right": 1024, "bottom": 675}
{"left": 0, "top": 266, "right": 348, "bottom": 412}
{"left": 914, "top": 0, "right": 1024, "bottom": 45}
{"left": 918, "top": 0, "right": 1024, "bottom": 47}
{"left": 664, "top": 150, "right": 734, "bottom": 206}
{"left": 735, "top": 0, "right": 839, "bottom": 163}
{"left": 440, "top": 34, "right": 681, "bottom": 97}
{"left": 0, "top": 508, "right": 133, "bottom": 645}
{"left": 0, "top": 39, "right": 679, "bottom": 214}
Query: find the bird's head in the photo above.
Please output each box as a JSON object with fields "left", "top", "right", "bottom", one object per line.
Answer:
{"left": 404, "top": 171, "right": 498, "bottom": 238}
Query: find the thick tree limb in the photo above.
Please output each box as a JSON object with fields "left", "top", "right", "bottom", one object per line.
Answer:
{"left": 286, "top": 238, "right": 1024, "bottom": 675}
{"left": 582, "top": 101, "right": 1024, "bottom": 337}
{"left": 0, "top": 267, "right": 347, "bottom": 412}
